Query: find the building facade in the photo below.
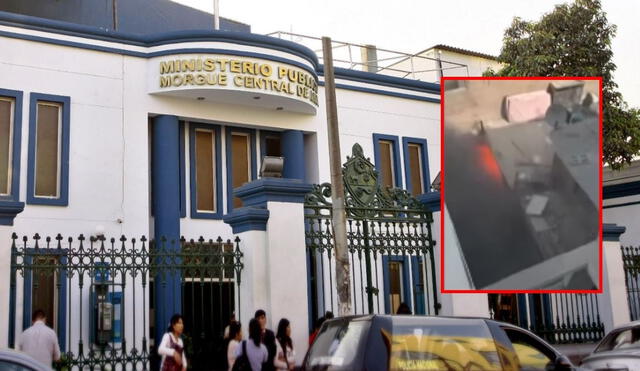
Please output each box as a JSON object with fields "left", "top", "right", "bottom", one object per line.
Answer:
{"left": 0, "top": 8, "right": 632, "bottom": 370}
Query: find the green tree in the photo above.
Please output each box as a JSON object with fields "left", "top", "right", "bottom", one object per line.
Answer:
{"left": 485, "top": 0, "right": 640, "bottom": 169}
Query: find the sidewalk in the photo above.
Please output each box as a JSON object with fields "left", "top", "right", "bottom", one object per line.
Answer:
{"left": 554, "top": 343, "right": 597, "bottom": 365}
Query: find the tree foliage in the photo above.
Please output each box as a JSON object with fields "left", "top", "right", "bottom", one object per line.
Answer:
{"left": 485, "top": 0, "right": 640, "bottom": 169}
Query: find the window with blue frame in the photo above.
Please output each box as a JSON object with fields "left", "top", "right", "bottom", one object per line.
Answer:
{"left": 189, "top": 123, "right": 223, "bottom": 219}
{"left": 373, "top": 134, "right": 402, "bottom": 189}
{"left": 27, "top": 93, "right": 70, "bottom": 206}
{"left": 260, "top": 130, "right": 282, "bottom": 159}
{"left": 402, "top": 137, "right": 430, "bottom": 196}
{"left": 0, "top": 89, "right": 22, "bottom": 202}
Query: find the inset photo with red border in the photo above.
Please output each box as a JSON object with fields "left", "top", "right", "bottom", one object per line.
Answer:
{"left": 440, "top": 77, "right": 602, "bottom": 293}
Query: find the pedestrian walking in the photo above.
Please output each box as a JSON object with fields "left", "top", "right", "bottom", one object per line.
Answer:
{"left": 274, "top": 318, "right": 295, "bottom": 371}
{"left": 227, "top": 321, "right": 243, "bottom": 371}
{"left": 224, "top": 312, "right": 236, "bottom": 339}
{"left": 234, "top": 319, "right": 268, "bottom": 371}
{"left": 255, "top": 309, "right": 277, "bottom": 371}
{"left": 18, "top": 309, "right": 61, "bottom": 368}
{"left": 158, "top": 314, "right": 188, "bottom": 371}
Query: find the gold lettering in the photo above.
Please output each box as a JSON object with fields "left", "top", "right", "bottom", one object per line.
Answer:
{"left": 278, "top": 67, "right": 287, "bottom": 79}
{"left": 196, "top": 59, "right": 202, "bottom": 72}
{"left": 195, "top": 74, "right": 206, "bottom": 85}
{"left": 160, "top": 61, "right": 175, "bottom": 74}
{"left": 242, "top": 61, "right": 255, "bottom": 75}
{"left": 259, "top": 64, "right": 272, "bottom": 77}
{"left": 206, "top": 74, "right": 218, "bottom": 85}
{"left": 287, "top": 70, "right": 298, "bottom": 83}
{"left": 218, "top": 59, "right": 229, "bottom": 72}
{"left": 245, "top": 76, "right": 255, "bottom": 88}
{"left": 184, "top": 74, "right": 195, "bottom": 85}
{"left": 160, "top": 76, "right": 172, "bottom": 87}
{"left": 230, "top": 60, "right": 242, "bottom": 73}
{"left": 172, "top": 75, "right": 183, "bottom": 86}
{"left": 255, "top": 78, "right": 266, "bottom": 89}
{"left": 204, "top": 58, "right": 216, "bottom": 72}
{"left": 219, "top": 74, "right": 227, "bottom": 86}
{"left": 181, "top": 59, "right": 196, "bottom": 72}
{"left": 233, "top": 75, "right": 244, "bottom": 87}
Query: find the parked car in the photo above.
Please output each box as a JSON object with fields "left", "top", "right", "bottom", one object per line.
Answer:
{"left": 580, "top": 320, "right": 640, "bottom": 371}
{"left": 302, "top": 315, "right": 575, "bottom": 370}
{"left": 0, "top": 349, "right": 51, "bottom": 371}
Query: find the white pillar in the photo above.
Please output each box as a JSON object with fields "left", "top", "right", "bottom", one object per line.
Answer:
{"left": 0, "top": 201, "right": 24, "bottom": 349}
{"left": 598, "top": 225, "right": 630, "bottom": 333}
{"left": 0, "top": 228, "right": 14, "bottom": 349}
{"left": 234, "top": 229, "right": 270, "bottom": 330}
{"left": 224, "top": 178, "right": 313, "bottom": 366}
{"left": 264, "top": 201, "right": 309, "bottom": 365}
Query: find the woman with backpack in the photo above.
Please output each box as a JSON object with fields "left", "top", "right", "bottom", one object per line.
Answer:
{"left": 233, "top": 318, "right": 268, "bottom": 371}
{"left": 274, "top": 319, "right": 295, "bottom": 371}
{"left": 158, "top": 314, "right": 188, "bottom": 371}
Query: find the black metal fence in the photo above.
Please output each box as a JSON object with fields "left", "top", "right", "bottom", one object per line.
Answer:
{"left": 621, "top": 246, "right": 640, "bottom": 321}
{"left": 304, "top": 144, "right": 439, "bottom": 321}
{"left": 531, "top": 293, "right": 604, "bottom": 344}
{"left": 8, "top": 233, "right": 242, "bottom": 370}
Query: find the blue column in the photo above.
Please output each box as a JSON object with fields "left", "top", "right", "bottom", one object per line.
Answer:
{"left": 281, "top": 130, "right": 305, "bottom": 180}
{"left": 152, "top": 115, "right": 181, "bottom": 348}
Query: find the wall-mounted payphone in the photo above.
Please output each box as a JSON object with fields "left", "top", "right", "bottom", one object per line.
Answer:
{"left": 90, "top": 263, "right": 122, "bottom": 347}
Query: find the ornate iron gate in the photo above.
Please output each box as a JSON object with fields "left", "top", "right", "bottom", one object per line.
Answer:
{"left": 304, "top": 144, "right": 439, "bottom": 320}
{"left": 622, "top": 246, "right": 640, "bottom": 321}
{"left": 8, "top": 233, "right": 242, "bottom": 370}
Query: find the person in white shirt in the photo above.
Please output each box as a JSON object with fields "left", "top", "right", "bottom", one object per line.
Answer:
{"left": 234, "top": 319, "right": 268, "bottom": 371}
{"left": 226, "top": 321, "right": 242, "bottom": 370}
{"left": 19, "top": 309, "right": 61, "bottom": 368}
{"left": 274, "top": 318, "right": 295, "bottom": 371}
{"left": 158, "top": 314, "right": 188, "bottom": 371}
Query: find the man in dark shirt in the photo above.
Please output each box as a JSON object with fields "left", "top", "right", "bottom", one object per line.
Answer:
{"left": 255, "top": 309, "right": 276, "bottom": 371}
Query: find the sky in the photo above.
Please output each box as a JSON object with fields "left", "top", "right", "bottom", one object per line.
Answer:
{"left": 173, "top": 0, "right": 640, "bottom": 107}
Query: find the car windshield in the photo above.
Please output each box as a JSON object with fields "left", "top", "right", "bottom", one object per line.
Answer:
{"left": 595, "top": 327, "right": 640, "bottom": 352}
{"left": 387, "top": 317, "right": 503, "bottom": 371}
{"left": 305, "top": 318, "right": 370, "bottom": 370}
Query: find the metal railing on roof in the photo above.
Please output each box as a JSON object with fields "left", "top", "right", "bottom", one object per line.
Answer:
{"left": 267, "top": 31, "right": 469, "bottom": 83}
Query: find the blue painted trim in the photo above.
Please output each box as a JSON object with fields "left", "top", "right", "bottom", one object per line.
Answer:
{"left": 372, "top": 134, "right": 403, "bottom": 188}
{"left": 259, "top": 130, "right": 281, "bottom": 160}
{"left": 151, "top": 115, "right": 182, "bottom": 349}
{"left": 417, "top": 191, "right": 440, "bottom": 213}
{"left": 318, "top": 65, "right": 441, "bottom": 94}
{"left": 225, "top": 127, "right": 257, "bottom": 212}
{"left": 410, "top": 256, "right": 425, "bottom": 315}
{"left": 0, "top": 28, "right": 320, "bottom": 79}
{"left": 281, "top": 130, "right": 305, "bottom": 180}
{"left": 179, "top": 121, "right": 186, "bottom": 218}
{"left": 517, "top": 294, "right": 528, "bottom": 328}
{"left": 26, "top": 93, "right": 70, "bottom": 206}
{"left": 603, "top": 223, "right": 626, "bottom": 241}
{"left": 402, "top": 137, "right": 430, "bottom": 195}
{"left": 0, "top": 88, "right": 23, "bottom": 202}
{"left": 382, "top": 255, "right": 413, "bottom": 314}
{"left": 603, "top": 200, "right": 640, "bottom": 209}
{"left": 234, "top": 178, "right": 313, "bottom": 207}
{"left": 0, "top": 201, "right": 25, "bottom": 226}
{"left": 603, "top": 181, "right": 640, "bottom": 200}
{"left": 22, "top": 249, "right": 68, "bottom": 352}
{"left": 317, "top": 81, "right": 440, "bottom": 103}
{"left": 0, "top": 10, "right": 319, "bottom": 67}
{"left": 189, "top": 122, "right": 223, "bottom": 219}
{"left": 222, "top": 207, "right": 269, "bottom": 234}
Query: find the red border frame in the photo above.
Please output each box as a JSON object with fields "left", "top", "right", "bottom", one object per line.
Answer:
{"left": 440, "top": 76, "right": 603, "bottom": 294}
